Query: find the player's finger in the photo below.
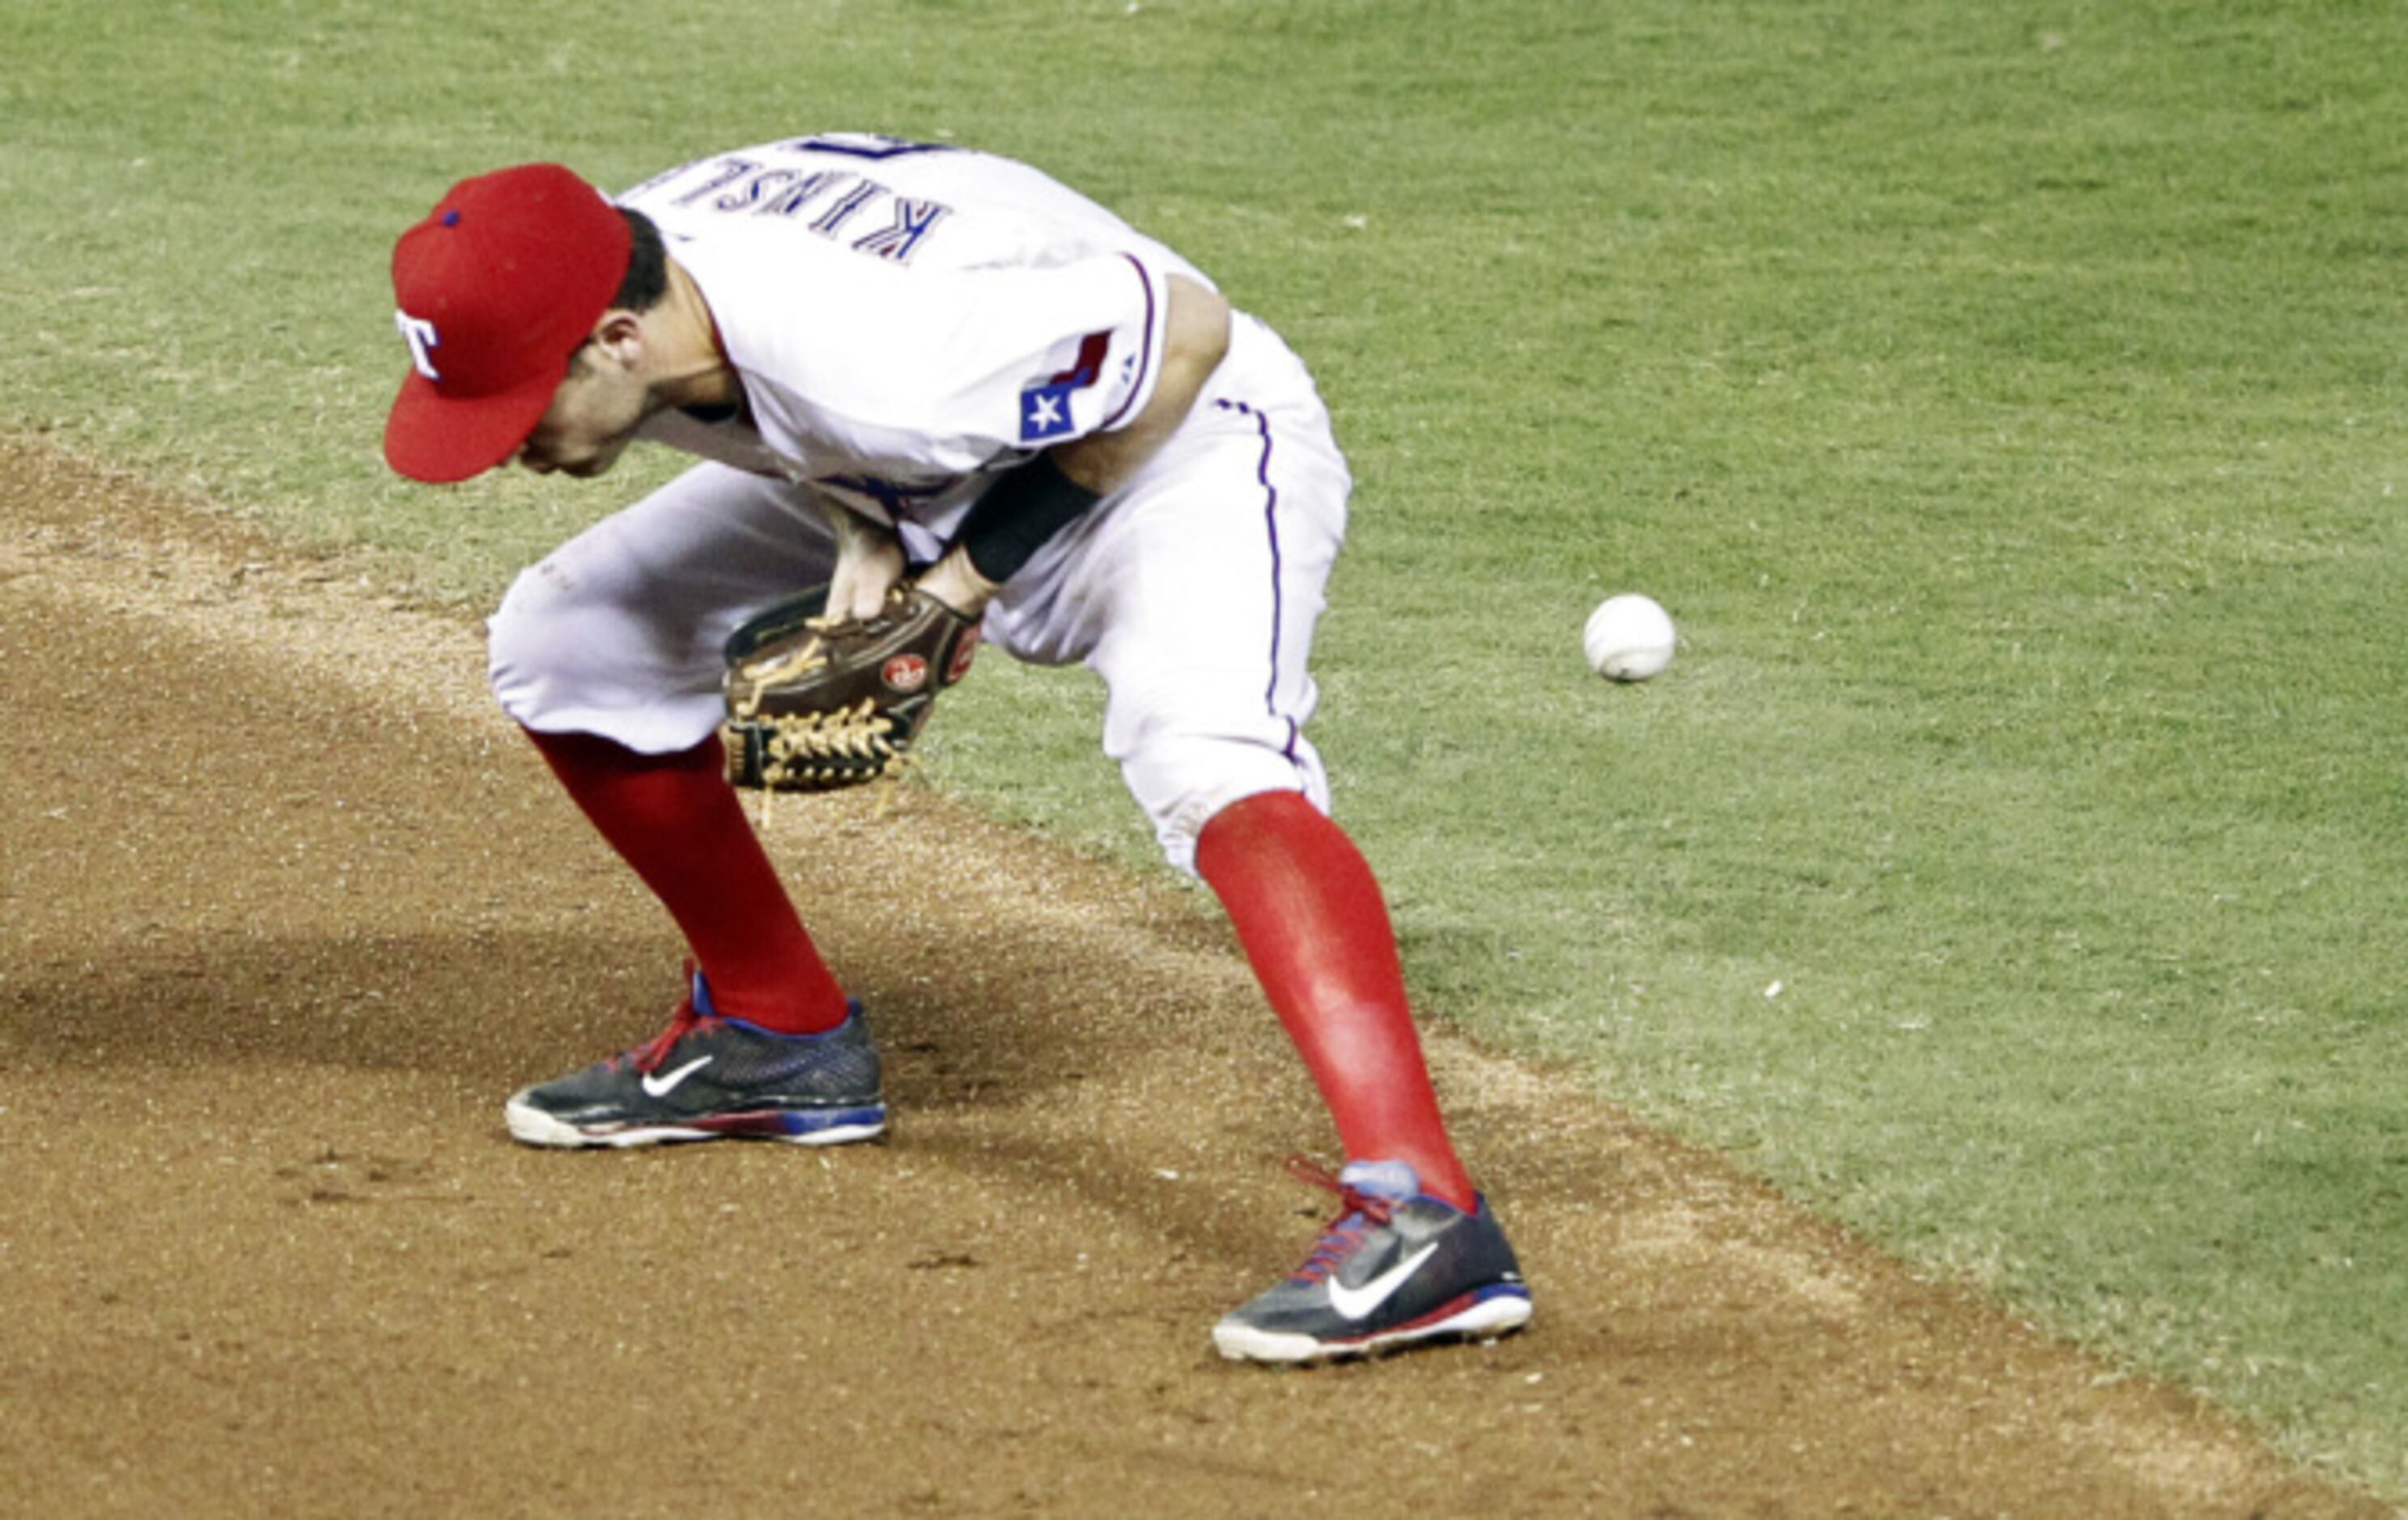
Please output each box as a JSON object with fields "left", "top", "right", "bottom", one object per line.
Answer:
{"left": 840, "top": 580, "right": 887, "bottom": 620}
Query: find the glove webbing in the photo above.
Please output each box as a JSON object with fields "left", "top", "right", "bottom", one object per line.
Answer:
{"left": 725, "top": 698, "right": 906, "bottom": 788}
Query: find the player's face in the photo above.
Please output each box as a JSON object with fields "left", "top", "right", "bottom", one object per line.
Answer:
{"left": 516, "top": 344, "right": 649, "bottom": 478}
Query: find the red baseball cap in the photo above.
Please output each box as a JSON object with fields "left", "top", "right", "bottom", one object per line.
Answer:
{"left": 384, "top": 163, "right": 633, "bottom": 483}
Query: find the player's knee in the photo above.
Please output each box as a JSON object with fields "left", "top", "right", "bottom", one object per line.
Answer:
{"left": 1119, "top": 729, "right": 1329, "bottom": 874}
{"left": 486, "top": 561, "right": 599, "bottom": 719}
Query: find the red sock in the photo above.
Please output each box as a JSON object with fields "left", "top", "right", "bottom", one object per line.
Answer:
{"left": 523, "top": 728, "right": 851, "bottom": 1034}
{"left": 1194, "top": 790, "right": 1479, "bottom": 1211}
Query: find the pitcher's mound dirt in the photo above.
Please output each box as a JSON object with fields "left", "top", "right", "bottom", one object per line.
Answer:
{"left": 0, "top": 444, "right": 2381, "bottom": 1517}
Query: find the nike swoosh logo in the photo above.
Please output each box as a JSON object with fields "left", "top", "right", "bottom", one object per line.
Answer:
{"left": 639, "top": 1055, "right": 714, "bottom": 1098}
{"left": 1327, "top": 1242, "right": 1440, "bottom": 1322}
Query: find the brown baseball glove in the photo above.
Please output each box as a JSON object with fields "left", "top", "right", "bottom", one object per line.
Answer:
{"left": 722, "top": 584, "right": 982, "bottom": 790}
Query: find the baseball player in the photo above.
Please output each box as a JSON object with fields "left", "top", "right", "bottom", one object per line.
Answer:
{"left": 381, "top": 134, "right": 1531, "bottom": 1363}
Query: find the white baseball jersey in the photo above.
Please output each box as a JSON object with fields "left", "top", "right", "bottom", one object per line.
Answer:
{"left": 490, "top": 133, "right": 1354, "bottom": 869}
{"left": 620, "top": 133, "right": 1205, "bottom": 557}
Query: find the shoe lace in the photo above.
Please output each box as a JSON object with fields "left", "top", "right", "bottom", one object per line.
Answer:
{"left": 611, "top": 963, "right": 724, "bottom": 1075}
{"left": 1282, "top": 1154, "right": 1395, "bottom": 1285}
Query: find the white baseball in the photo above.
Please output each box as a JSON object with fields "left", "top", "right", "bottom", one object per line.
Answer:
{"left": 1584, "top": 593, "right": 1676, "bottom": 681}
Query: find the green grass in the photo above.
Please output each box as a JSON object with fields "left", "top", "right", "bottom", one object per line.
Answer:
{"left": 5, "top": 0, "right": 2406, "bottom": 1497}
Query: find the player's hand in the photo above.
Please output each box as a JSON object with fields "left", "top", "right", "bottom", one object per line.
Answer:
{"left": 914, "top": 546, "right": 1000, "bottom": 621}
{"left": 825, "top": 513, "right": 907, "bottom": 622}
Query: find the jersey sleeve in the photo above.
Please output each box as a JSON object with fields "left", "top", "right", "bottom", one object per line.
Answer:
{"left": 846, "top": 252, "right": 1172, "bottom": 474}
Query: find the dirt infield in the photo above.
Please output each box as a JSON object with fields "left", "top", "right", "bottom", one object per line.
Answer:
{"left": 0, "top": 443, "right": 2384, "bottom": 1517}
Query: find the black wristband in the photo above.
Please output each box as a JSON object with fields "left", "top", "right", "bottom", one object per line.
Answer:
{"left": 954, "top": 452, "right": 1103, "bottom": 584}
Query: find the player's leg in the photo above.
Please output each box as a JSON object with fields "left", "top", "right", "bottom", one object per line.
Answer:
{"left": 1004, "top": 330, "right": 1529, "bottom": 1360}
{"left": 486, "top": 462, "right": 884, "bottom": 1148}
{"left": 520, "top": 729, "right": 845, "bottom": 1034}
{"left": 1190, "top": 788, "right": 1475, "bottom": 1204}
{"left": 1053, "top": 398, "right": 1476, "bottom": 1205}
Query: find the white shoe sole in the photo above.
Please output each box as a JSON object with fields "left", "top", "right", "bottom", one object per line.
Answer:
{"left": 503, "top": 1098, "right": 886, "bottom": 1149}
{"left": 1212, "top": 1289, "right": 1533, "bottom": 1365}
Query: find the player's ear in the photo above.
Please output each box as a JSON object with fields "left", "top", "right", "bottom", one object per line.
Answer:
{"left": 586, "top": 309, "right": 648, "bottom": 372}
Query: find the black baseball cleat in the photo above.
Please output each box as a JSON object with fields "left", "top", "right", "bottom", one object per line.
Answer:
{"left": 1212, "top": 1157, "right": 1534, "bottom": 1365}
{"left": 503, "top": 969, "right": 886, "bottom": 1148}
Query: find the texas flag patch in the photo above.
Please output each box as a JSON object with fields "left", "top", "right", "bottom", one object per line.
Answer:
{"left": 1018, "top": 382, "right": 1077, "bottom": 443}
{"left": 1017, "top": 330, "right": 1111, "bottom": 444}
